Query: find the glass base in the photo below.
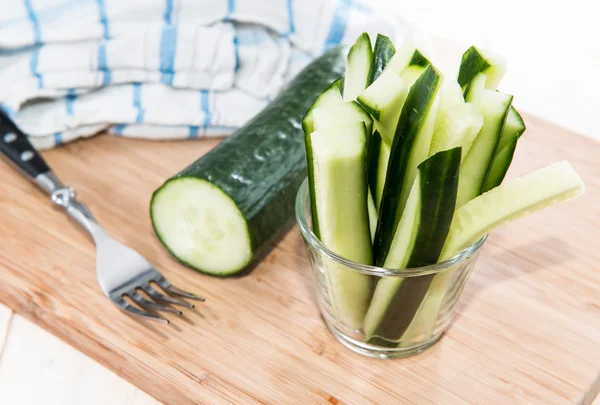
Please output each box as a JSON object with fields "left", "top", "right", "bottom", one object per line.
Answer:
{"left": 325, "top": 319, "right": 445, "bottom": 359}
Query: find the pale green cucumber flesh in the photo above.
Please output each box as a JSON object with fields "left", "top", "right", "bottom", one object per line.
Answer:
{"left": 302, "top": 78, "right": 344, "bottom": 135}
{"left": 357, "top": 69, "right": 408, "bottom": 142}
{"left": 430, "top": 102, "right": 484, "bottom": 158}
{"left": 400, "top": 65, "right": 426, "bottom": 89}
{"left": 457, "top": 80, "right": 513, "bottom": 207}
{"left": 303, "top": 78, "right": 344, "bottom": 237}
{"left": 152, "top": 178, "right": 253, "bottom": 276}
{"left": 308, "top": 122, "right": 373, "bottom": 328}
{"left": 313, "top": 101, "right": 373, "bottom": 134}
{"left": 365, "top": 148, "right": 461, "bottom": 343}
{"left": 343, "top": 32, "right": 373, "bottom": 102}
{"left": 441, "top": 161, "right": 584, "bottom": 260}
{"left": 368, "top": 34, "right": 396, "bottom": 85}
{"left": 374, "top": 65, "right": 442, "bottom": 266}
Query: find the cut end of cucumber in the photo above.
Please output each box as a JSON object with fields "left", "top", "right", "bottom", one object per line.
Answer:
{"left": 151, "top": 178, "right": 252, "bottom": 276}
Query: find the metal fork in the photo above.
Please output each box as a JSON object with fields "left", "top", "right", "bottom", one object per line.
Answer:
{"left": 0, "top": 110, "right": 204, "bottom": 323}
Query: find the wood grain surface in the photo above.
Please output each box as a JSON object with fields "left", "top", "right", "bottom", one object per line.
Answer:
{"left": 0, "top": 114, "right": 598, "bottom": 405}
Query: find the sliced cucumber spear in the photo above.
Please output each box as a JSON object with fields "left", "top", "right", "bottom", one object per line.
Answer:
{"left": 357, "top": 70, "right": 408, "bottom": 144}
{"left": 312, "top": 101, "right": 373, "bottom": 134}
{"left": 307, "top": 122, "right": 373, "bottom": 329}
{"left": 402, "top": 161, "right": 585, "bottom": 343}
{"left": 442, "top": 161, "right": 584, "bottom": 259}
{"left": 368, "top": 34, "right": 396, "bottom": 85}
{"left": 364, "top": 148, "right": 461, "bottom": 343}
{"left": 343, "top": 33, "right": 373, "bottom": 102}
{"left": 302, "top": 78, "right": 343, "bottom": 135}
{"left": 456, "top": 73, "right": 513, "bottom": 207}
{"left": 374, "top": 64, "right": 442, "bottom": 266}
{"left": 430, "top": 78, "right": 484, "bottom": 159}
{"left": 457, "top": 46, "right": 507, "bottom": 93}
{"left": 485, "top": 107, "right": 526, "bottom": 191}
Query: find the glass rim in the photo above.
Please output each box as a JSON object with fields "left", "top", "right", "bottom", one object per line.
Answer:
{"left": 295, "top": 179, "right": 486, "bottom": 278}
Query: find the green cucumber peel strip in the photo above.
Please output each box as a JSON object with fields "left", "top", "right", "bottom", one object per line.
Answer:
{"left": 364, "top": 147, "right": 461, "bottom": 343}
{"left": 457, "top": 73, "right": 513, "bottom": 207}
{"left": 457, "top": 46, "right": 506, "bottom": 93}
{"left": 374, "top": 64, "right": 442, "bottom": 266}
{"left": 484, "top": 107, "right": 526, "bottom": 190}
{"left": 368, "top": 34, "right": 396, "bottom": 85}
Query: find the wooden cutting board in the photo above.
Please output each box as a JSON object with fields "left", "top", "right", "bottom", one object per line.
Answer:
{"left": 0, "top": 114, "right": 599, "bottom": 405}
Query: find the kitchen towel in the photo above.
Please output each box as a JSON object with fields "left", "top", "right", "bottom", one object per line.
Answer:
{"left": 0, "top": 0, "right": 415, "bottom": 149}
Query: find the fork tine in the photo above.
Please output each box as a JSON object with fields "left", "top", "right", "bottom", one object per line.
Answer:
{"left": 115, "top": 297, "right": 169, "bottom": 324}
{"left": 155, "top": 277, "right": 206, "bottom": 302}
{"left": 129, "top": 291, "right": 183, "bottom": 316}
{"left": 143, "top": 285, "right": 194, "bottom": 308}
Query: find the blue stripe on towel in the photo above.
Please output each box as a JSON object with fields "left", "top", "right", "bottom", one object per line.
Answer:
{"left": 163, "top": 0, "right": 173, "bottom": 24}
{"left": 188, "top": 125, "right": 200, "bottom": 138}
{"left": 324, "top": 0, "right": 352, "bottom": 51}
{"left": 285, "top": 0, "right": 295, "bottom": 37}
{"left": 97, "top": 42, "right": 111, "bottom": 85}
{"left": 65, "top": 89, "right": 76, "bottom": 115}
{"left": 53, "top": 132, "right": 63, "bottom": 145}
{"left": 96, "top": 0, "right": 109, "bottom": 39}
{"left": 29, "top": 48, "right": 43, "bottom": 88}
{"left": 159, "top": 25, "right": 178, "bottom": 85}
{"left": 226, "top": 0, "right": 235, "bottom": 20}
{"left": 200, "top": 90, "right": 211, "bottom": 132}
{"left": 24, "top": 0, "right": 42, "bottom": 44}
{"left": 113, "top": 123, "right": 126, "bottom": 135}
{"left": 133, "top": 83, "right": 145, "bottom": 123}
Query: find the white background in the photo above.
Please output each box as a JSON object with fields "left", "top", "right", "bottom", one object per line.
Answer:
{"left": 0, "top": 1, "right": 599, "bottom": 404}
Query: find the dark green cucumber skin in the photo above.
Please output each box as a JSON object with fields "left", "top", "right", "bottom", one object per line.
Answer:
{"left": 408, "top": 49, "right": 430, "bottom": 68}
{"left": 457, "top": 46, "right": 490, "bottom": 92}
{"left": 368, "top": 34, "right": 396, "bottom": 85}
{"left": 302, "top": 77, "right": 344, "bottom": 237}
{"left": 151, "top": 48, "right": 346, "bottom": 275}
{"left": 367, "top": 148, "right": 461, "bottom": 344}
{"left": 374, "top": 65, "right": 441, "bottom": 267}
{"left": 367, "top": 130, "right": 383, "bottom": 205}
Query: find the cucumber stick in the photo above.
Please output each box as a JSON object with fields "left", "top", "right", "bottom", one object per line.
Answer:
{"left": 364, "top": 148, "right": 461, "bottom": 343}
{"left": 303, "top": 79, "right": 345, "bottom": 237}
{"left": 429, "top": 102, "right": 483, "bottom": 159}
{"left": 312, "top": 101, "right": 373, "bottom": 134}
{"left": 442, "top": 161, "right": 584, "bottom": 260}
{"left": 404, "top": 161, "right": 585, "bottom": 343}
{"left": 151, "top": 48, "right": 346, "bottom": 276}
{"left": 368, "top": 34, "right": 396, "bottom": 84}
{"left": 357, "top": 70, "right": 408, "bottom": 143}
{"left": 457, "top": 46, "right": 506, "bottom": 92}
{"left": 308, "top": 123, "right": 373, "bottom": 329}
{"left": 302, "top": 78, "right": 344, "bottom": 136}
{"left": 485, "top": 107, "right": 526, "bottom": 191}
{"left": 374, "top": 65, "right": 442, "bottom": 266}
{"left": 344, "top": 33, "right": 373, "bottom": 102}
{"left": 456, "top": 73, "right": 512, "bottom": 207}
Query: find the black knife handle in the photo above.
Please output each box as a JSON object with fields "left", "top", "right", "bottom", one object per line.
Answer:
{"left": 0, "top": 109, "right": 50, "bottom": 178}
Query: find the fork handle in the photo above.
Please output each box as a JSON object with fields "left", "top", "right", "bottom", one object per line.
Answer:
{"left": 0, "top": 110, "right": 51, "bottom": 179}
{"left": 0, "top": 110, "right": 103, "bottom": 239}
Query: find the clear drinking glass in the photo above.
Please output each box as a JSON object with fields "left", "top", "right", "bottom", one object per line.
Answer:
{"left": 295, "top": 180, "right": 486, "bottom": 359}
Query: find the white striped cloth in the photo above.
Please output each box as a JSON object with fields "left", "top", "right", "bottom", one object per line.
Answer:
{"left": 0, "top": 0, "right": 415, "bottom": 149}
